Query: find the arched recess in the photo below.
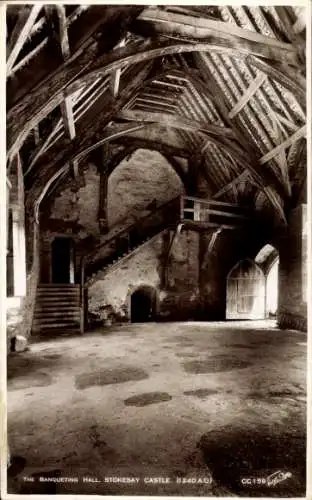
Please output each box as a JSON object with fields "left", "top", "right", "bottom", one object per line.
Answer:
{"left": 255, "top": 244, "right": 279, "bottom": 318}
{"left": 129, "top": 285, "right": 158, "bottom": 323}
{"left": 31, "top": 120, "right": 286, "bottom": 225}
{"left": 106, "top": 143, "right": 189, "bottom": 190}
{"left": 226, "top": 259, "right": 265, "bottom": 320}
{"left": 29, "top": 124, "right": 190, "bottom": 220}
{"left": 107, "top": 148, "right": 184, "bottom": 227}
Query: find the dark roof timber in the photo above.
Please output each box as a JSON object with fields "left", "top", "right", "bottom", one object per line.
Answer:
{"left": 6, "top": 5, "right": 307, "bottom": 227}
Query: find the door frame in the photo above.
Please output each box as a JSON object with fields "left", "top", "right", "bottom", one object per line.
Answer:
{"left": 226, "top": 258, "right": 265, "bottom": 320}
{"left": 51, "top": 236, "right": 75, "bottom": 284}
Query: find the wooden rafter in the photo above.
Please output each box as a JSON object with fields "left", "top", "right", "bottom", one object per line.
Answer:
{"left": 8, "top": 37, "right": 49, "bottom": 77}
{"left": 218, "top": 6, "right": 305, "bottom": 113}
{"left": 292, "top": 12, "right": 306, "bottom": 34}
{"left": 274, "top": 7, "right": 297, "bottom": 42}
{"left": 198, "top": 52, "right": 271, "bottom": 155}
{"left": 7, "top": 5, "right": 42, "bottom": 76}
{"left": 25, "top": 77, "right": 109, "bottom": 175}
{"left": 6, "top": 5, "right": 306, "bottom": 229}
{"left": 52, "top": 5, "right": 78, "bottom": 177}
{"left": 8, "top": 28, "right": 305, "bottom": 160}
{"left": 29, "top": 126, "right": 190, "bottom": 213}
{"left": 268, "top": 112, "right": 291, "bottom": 197}
{"left": 212, "top": 170, "right": 251, "bottom": 199}
{"left": 183, "top": 86, "right": 208, "bottom": 123}
{"left": 134, "top": 100, "right": 178, "bottom": 113}
{"left": 259, "top": 125, "right": 307, "bottom": 165}
{"left": 7, "top": 6, "right": 89, "bottom": 78}
{"left": 26, "top": 61, "right": 154, "bottom": 202}
{"left": 228, "top": 72, "right": 267, "bottom": 118}
{"left": 116, "top": 110, "right": 235, "bottom": 138}
{"left": 247, "top": 55, "right": 306, "bottom": 110}
{"left": 214, "top": 53, "right": 275, "bottom": 151}
{"left": 7, "top": 7, "right": 144, "bottom": 158}
{"left": 136, "top": 8, "right": 301, "bottom": 66}
{"left": 110, "top": 38, "right": 126, "bottom": 98}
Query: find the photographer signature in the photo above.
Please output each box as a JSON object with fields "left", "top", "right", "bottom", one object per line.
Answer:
{"left": 266, "top": 470, "right": 292, "bottom": 486}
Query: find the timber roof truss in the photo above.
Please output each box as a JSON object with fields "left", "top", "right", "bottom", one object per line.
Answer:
{"left": 6, "top": 4, "right": 307, "bottom": 226}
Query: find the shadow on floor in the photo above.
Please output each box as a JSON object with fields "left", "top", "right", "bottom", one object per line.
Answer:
{"left": 198, "top": 426, "right": 306, "bottom": 497}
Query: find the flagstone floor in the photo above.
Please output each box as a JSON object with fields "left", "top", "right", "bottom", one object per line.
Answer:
{"left": 7, "top": 320, "right": 306, "bottom": 496}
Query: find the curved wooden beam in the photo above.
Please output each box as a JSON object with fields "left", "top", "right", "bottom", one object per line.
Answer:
{"left": 118, "top": 109, "right": 234, "bottom": 138}
{"left": 27, "top": 124, "right": 189, "bottom": 205}
{"left": 8, "top": 33, "right": 303, "bottom": 158}
{"left": 25, "top": 68, "right": 187, "bottom": 173}
{"left": 27, "top": 120, "right": 286, "bottom": 224}
{"left": 135, "top": 8, "right": 301, "bottom": 66}
{"left": 110, "top": 135, "right": 189, "bottom": 157}
{"left": 117, "top": 109, "right": 289, "bottom": 201}
{"left": 33, "top": 141, "right": 190, "bottom": 218}
{"left": 24, "top": 60, "right": 154, "bottom": 191}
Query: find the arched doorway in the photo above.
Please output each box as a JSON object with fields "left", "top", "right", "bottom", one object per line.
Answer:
{"left": 226, "top": 259, "right": 265, "bottom": 320}
{"left": 255, "top": 244, "right": 279, "bottom": 319}
{"left": 130, "top": 286, "right": 157, "bottom": 323}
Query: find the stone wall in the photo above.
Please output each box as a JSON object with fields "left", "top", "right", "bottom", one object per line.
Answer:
{"left": 7, "top": 155, "right": 40, "bottom": 350}
{"left": 198, "top": 227, "right": 266, "bottom": 320}
{"left": 277, "top": 205, "right": 307, "bottom": 331}
{"left": 40, "top": 150, "right": 184, "bottom": 282}
{"left": 108, "top": 149, "right": 183, "bottom": 227}
{"left": 34, "top": 149, "right": 307, "bottom": 332}
{"left": 7, "top": 220, "right": 40, "bottom": 350}
{"left": 88, "top": 229, "right": 200, "bottom": 324}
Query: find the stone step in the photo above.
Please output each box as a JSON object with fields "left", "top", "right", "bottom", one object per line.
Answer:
{"left": 37, "top": 294, "right": 80, "bottom": 301}
{"left": 35, "top": 304, "right": 80, "bottom": 311}
{"left": 34, "top": 315, "right": 80, "bottom": 322}
{"left": 36, "top": 297, "right": 79, "bottom": 301}
{"left": 34, "top": 310, "right": 80, "bottom": 319}
{"left": 33, "top": 314, "right": 80, "bottom": 326}
{"left": 37, "top": 283, "right": 80, "bottom": 290}
{"left": 34, "top": 307, "right": 80, "bottom": 315}
{"left": 32, "top": 322, "right": 80, "bottom": 331}
{"left": 34, "top": 305, "right": 80, "bottom": 312}
{"left": 36, "top": 297, "right": 79, "bottom": 302}
{"left": 36, "top": 290, "right": 80, "bottom": 296}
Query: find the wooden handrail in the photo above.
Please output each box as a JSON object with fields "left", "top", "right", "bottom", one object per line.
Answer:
{"left": 182, "top": 195, "right": 250, "bottom": 211}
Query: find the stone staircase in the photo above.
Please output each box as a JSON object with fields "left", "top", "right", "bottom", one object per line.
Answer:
{"left": 83, "top": 195, "right": 251, "bottom": 285}
{"left": 84, "top": 197, "right": 180, "bottom": 284}
{"left": 86, "top": 231, "right": 164, "bottom": 286}
{"left": 32, "top": 284, "right": 81, "bottom": 333}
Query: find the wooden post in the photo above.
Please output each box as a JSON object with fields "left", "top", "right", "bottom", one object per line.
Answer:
{"left": 97, "top": 144, "right": 110, "bottom": 233}
{"left": 180, "top": 196, "right": 184, "bottom": 220}
{"left": 194, "top": 201, "right": 201, "bottom": 221}
{"left": 80, "top": 258, "right": 85, "bottom": 334}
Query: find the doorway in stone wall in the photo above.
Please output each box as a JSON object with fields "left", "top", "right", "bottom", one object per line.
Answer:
{"left": 255, "top": 244, "right": 279, "bottom": 319}
{"left": 51, "top": 237, "right": 75, "bottom": 284}
{"left": 130, "top": 286, "right": 157, "bottom": 323}
{"left": 226, "top": 259, "right": 266, "bottom": 320}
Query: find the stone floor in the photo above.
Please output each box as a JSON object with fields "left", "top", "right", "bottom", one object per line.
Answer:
{"left": 7, "top": 320, "right": 307, "bottom": 496}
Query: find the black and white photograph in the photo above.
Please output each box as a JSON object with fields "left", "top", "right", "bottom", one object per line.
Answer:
{"left": 2, "top": 2, "right": 310, "bottom": 498}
